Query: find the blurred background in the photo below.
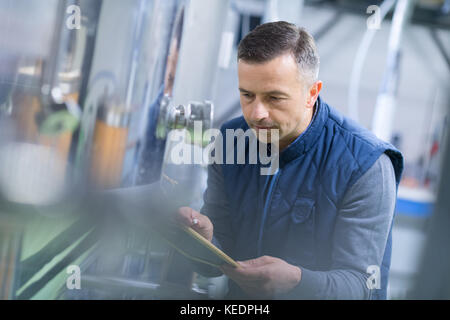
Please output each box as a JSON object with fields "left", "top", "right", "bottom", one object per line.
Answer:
{"left": 0, "top": 0, "right": 449, "bottom": 300}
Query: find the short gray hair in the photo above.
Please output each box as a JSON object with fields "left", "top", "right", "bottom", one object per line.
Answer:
{"left": 237, "top": 21, "right": 320, "bottom": 86}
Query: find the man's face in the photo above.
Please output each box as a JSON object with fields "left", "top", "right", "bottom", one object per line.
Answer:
{"left": 238, "top": 53, "right": 320, "bottom": 150}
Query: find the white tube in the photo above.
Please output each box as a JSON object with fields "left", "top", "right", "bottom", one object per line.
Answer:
{"left": 347, "top": 0, "right": 396, "bottom": 122}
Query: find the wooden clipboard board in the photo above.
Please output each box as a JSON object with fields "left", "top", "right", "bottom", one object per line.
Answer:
{"left": 155, "top": 222, "right": 239, "bottom": 269}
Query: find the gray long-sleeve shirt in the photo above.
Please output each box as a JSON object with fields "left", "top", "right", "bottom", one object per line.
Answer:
{"left": 197, "top": 153, "right": 397, "bottom": 299}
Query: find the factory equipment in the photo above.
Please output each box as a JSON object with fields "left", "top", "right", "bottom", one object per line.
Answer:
{"left": 0, "top": 0, "right": 229, "bottom": 300}
{"left": 0, "top": 0, "right": 101, "bottom": 299}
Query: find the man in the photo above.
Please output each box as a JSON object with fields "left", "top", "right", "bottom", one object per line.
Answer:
{"left": 177, "top": 21, "right": 403, "bottom": 299}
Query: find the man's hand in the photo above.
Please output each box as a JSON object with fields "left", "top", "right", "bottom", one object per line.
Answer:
{"left": 176, "top": 207, "right": 213, "bottom": 242}
{"left": 221, "top": 255, "right": 302, "bottom": 298}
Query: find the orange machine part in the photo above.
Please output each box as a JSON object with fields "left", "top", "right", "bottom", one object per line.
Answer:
{"left": 90, "top": 120, "right": 128, "bottom": 189}
{"left": 14, "top": 95, "right": 41, "bottom": 142}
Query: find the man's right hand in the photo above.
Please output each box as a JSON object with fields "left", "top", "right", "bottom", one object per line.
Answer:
{"left": 176, "top": 207, "right": 213, "bottom": 242}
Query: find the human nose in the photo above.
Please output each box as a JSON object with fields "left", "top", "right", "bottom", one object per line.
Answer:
{"left": 249, "top": 99, "right": 269, "bottom": 122}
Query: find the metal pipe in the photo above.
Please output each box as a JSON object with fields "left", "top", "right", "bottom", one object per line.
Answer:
{"left": 347, "top": 0, "right": 397, "bottom": 122}
{"left": 371, "top": 0, "right": 417, "bottom": 142}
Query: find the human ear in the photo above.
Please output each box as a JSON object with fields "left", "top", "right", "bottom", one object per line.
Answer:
{"left": 306, "top": 81, "right": 323, "bottom": 108}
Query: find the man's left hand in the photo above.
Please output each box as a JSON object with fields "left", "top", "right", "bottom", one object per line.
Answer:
{"left": 220, "top": 255, "right": 302, "bottom": 298}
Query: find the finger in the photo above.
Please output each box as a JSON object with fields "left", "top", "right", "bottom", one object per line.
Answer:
{"left": 189, "top": 213, "right": 211, "bottom": 235}
{"left": 177, "top": 207, "right": 204, "bottom": 229}
{"left": 176, "top": 207, "right": 194, "bottom": 226}
{"left": 221, "top": 262, "right": 267, "bottom": 281}
{"left": 190, "top": 213, "right": 205, "bottom": 231}
{"left": 221, "top": 256, "right": 273, "bottom": 271}
{"left": 239, "top": 256, "right": 275, "bottom": 268}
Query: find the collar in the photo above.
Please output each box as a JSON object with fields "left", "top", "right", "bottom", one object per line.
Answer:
{"left": 279, "top": 95, "right": 328, "bottom": 165}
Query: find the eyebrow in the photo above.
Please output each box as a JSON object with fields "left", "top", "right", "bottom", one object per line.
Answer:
{"left": 266, "top": 90, "right": 289, "bottom": 97}
{"left": 238, "top": 88, "right": 289, "bottom": 97}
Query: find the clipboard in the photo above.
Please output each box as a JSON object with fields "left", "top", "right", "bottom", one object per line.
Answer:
{"left": 154, "top": 222, "right": 239, "bottom": 269}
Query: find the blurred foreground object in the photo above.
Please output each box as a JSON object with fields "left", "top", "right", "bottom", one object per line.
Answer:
{"left": 411, "top": 88, "right": 450, "bottom": 299}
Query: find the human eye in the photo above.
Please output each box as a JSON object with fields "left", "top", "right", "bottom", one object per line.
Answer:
{"left": 241, "top": 92, "right": 254, "bottom": 99}
{"left": 269, "top": 96, "right": 284, "bottom": 102}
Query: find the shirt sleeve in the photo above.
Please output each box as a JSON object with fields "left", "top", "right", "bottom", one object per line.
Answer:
{"left": 281, "top": 153, "right": 397, "bottom": 299}
{"left": 201, "top": 162, "right": 235, "bottom": 253}
{"left": 188, "top": 162, "right": 234, "bottom": 277}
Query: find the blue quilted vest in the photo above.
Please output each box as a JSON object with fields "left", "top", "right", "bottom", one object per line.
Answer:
{"left": 218, "top": 96, "right": 403, "bottom": 299}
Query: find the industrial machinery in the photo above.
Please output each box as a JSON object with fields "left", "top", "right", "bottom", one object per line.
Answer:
{"left": 0, "top": 0, "right": 228, "bottom": 300}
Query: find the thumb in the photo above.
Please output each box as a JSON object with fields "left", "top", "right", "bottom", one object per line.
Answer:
{"left": 239, "top": 256, "right": 274, "bottom": 268}
{"left": 176, "top": 207, "right": 195, "bottom": 226}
